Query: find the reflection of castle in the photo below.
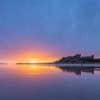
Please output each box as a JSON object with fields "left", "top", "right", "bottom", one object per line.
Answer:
{"left": 57, "top": 66, "right": 95, "bottom": 75}
{"left": 55, "top": 54, "right": 100, "bottom": 64}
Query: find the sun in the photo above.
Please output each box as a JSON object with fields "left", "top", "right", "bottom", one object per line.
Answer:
{"left": 30, "top": 59, "right": 41, "bottom": 63}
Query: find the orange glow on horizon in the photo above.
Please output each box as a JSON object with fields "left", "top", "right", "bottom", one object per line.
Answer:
{"left": 0, "top": 47, "right": 72, "bottom": 63}
{"left": 0, "top": 55, "right": 58, "bottom": 63}
{"left": 7, "top": 50, "right": 59, "bottom": 63}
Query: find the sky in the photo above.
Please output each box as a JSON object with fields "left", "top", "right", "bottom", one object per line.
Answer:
{"left": 0, "top": 0, "right": 100, "bottom": 62}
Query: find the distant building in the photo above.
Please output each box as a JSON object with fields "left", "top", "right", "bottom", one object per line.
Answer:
{"left": 55, "top": 54, "right": 100, "bottom": 64}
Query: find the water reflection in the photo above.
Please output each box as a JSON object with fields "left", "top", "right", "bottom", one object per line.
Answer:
{"left": 0, "top": 64, "right": 100, "bottom": 100}
{"left": 1, "top": 64, "right": 100, "bottom": 76}
{"left": 57, "top": 66, "right": 95, "bottom": 75}
{"left": 15, "top": 64, "right": 100, "bottom": 76}
{"left": 14, "top": 64, "right": 61, "bottom": 77}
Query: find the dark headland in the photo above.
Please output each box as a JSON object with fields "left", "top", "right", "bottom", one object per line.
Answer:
{"left": 55, "top": 54, "right": 100, "bottom": 64}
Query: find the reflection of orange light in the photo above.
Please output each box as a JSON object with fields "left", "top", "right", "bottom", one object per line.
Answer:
{"left": 15, "top": 64, "right": 60, "bottom": 75}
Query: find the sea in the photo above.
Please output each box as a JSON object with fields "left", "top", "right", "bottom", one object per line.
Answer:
{"left": 0, "top": 63, "right": 100, "bottom": 100}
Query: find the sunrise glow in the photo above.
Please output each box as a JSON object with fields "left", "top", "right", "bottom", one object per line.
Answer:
{"left": 14, "top": 64, "right": 60, "bottom": 76}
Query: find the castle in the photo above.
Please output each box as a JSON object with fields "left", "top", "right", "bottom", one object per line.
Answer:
{"left": 55, "top": 54, "right": 100, "bottom": 64}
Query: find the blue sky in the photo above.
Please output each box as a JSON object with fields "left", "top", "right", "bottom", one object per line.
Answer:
{"left": 0, "top": 0, "right": 100, "bottom": 61}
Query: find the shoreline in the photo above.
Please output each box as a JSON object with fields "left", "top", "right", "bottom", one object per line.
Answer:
{"left": 53, "top": 63, "right": 100, "bottom": 67}
{"left": 16, "top": 63, "right": 100, "bottom": 67}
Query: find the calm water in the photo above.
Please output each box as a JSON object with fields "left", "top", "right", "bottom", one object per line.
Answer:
{"left": 0, "top": 64, "right": 100, "bottom": 100}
